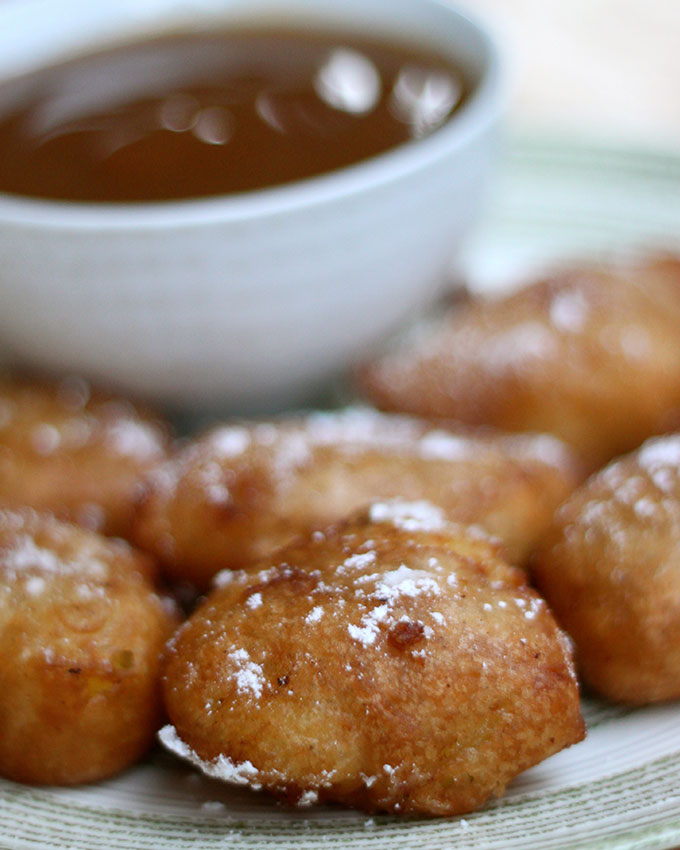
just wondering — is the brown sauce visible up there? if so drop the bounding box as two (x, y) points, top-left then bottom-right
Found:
(0, 30), (468, 202)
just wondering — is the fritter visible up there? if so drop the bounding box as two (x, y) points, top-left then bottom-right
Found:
(0, 509), (177, 785)
(132, 407), (581, 589)
(358, 256), (680, 470)
(0, 373), (170, 537)
(532, 434), (680, 704)
(161, 500), (584, 816)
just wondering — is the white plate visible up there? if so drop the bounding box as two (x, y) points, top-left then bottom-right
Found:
(2, 137), (680, 850)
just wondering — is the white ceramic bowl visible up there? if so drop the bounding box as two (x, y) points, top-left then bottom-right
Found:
(0, 0), (503, 413)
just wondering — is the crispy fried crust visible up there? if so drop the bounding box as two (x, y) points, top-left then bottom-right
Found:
(132, 408), (581, 589)
(0, 374), (170, 538)
(162, 501), (584, 815)
(532, 434), (680, 704)
(358, 257), (680, 470)
(0, 509), (178, 785)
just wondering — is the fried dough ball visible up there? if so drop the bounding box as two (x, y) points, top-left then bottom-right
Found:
(132, 408), (581, 589)
(532, 434), (680, 704)
(0, 509), (178, 785)
(161, 500), (584, 816)
(359, 257), (680, 470)
(0, 373), (170, 538)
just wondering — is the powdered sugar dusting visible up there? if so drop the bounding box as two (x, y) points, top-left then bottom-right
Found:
(369, 500), (447, 533)
(106, 419), (162, 459)
(0, 530), (112, 590)
(304, 407), (416, 450)
(341, 551), (376, 571)
(347, 604), (390, 646)
(638, 436), (680, 473)
(482, 321), (558, 370)
(524, 597), (543, 620)
(417, 430), (472, 461)
(212, 427), (251, 458)
(628, 436), (680, 498)
(165, 407), (575, 521)
(24, 576), (46, 596)
(4, 536), (62, 574)
(375, 565), (441, 599)
(649, 468), (676, 495)
(634, 498), (658, 520)
(300, 408), (569, 476)
(549, 289), (590, 332)
(508, 433), (575, 471)
(305, 605), (325, 625)
(347, 556), (441, 648)
(566, 436), (680, 550)
(227, 649), (265, 700)
(213, 569), (238, 588)
(31, 423), (61, 456)
(159, 725), (263, 789)
(297, 790), (319, 807)
(271, 432), (312, 480)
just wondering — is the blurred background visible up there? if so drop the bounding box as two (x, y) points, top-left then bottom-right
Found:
(465, 0), (680, 148)
(452, 0), (680, 293)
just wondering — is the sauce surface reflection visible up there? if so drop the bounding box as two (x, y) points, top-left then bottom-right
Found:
(0, 30), (468, 202)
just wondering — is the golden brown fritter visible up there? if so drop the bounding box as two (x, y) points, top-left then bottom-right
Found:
(0, 509), (178, 785)
(161, 500), (584, 816)
(132, 407), (581, 589)
(0, 374), (170, 537)
(532, 434), (680, 704)
(358, 257), (680, 470)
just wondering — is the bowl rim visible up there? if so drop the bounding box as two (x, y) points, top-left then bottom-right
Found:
(0, 0), (505, 230)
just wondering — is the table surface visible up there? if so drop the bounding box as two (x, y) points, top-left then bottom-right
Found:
(462, 0), (680, 149)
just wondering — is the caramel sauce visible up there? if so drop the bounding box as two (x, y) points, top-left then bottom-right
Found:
(0, 30), (468, 202)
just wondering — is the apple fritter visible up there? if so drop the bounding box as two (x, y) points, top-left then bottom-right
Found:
(132, 407), (581, 589)
(532, 434), (680, 704)
(358, 257), (680, 470)
(0, 373), (170, 537)
(0, 509), (178, 785)
(161, 500), (584, 816)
